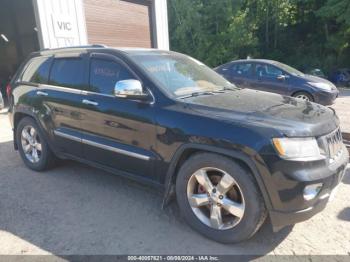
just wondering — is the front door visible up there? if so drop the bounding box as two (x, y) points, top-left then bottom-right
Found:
(79, 53), (156, 181)
(251, 63), (289, 95)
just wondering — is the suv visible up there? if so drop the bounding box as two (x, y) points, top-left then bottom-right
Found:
(8, 46), (348, 243)
(215, 59), (339, 106)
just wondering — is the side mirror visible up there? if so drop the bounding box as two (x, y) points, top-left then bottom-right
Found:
(114, 79), (148, 100)
(277, 74), (287, 81)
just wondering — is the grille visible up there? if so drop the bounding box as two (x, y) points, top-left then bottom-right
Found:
(323, 128), (343, 163)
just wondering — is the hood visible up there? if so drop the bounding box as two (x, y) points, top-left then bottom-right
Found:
(303, 74), (337, 88)
(185, 89), (339, 137)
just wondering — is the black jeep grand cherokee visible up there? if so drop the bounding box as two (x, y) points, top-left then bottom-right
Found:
(8, 46), (348, 243)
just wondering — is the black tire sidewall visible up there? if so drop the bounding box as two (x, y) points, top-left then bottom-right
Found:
(176, 153), (266, 243)
(16, 117), (52, 171)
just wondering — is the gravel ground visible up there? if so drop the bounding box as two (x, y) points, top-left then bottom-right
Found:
(0, 109), (349, 257)
(332, 88), (350, 134)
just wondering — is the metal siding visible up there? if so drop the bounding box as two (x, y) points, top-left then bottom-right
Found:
(34, 0), (88, 48)
(153, 0), (169, 50)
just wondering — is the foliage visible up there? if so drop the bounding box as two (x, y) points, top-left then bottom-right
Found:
(168, 0), (350, 74)
(168, 0), (258, 66)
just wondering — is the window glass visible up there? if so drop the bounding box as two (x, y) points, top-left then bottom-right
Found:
(231, 63), (252, 76)
(256, 64), (282, 78)
(22, 57), (51, 84)
(130, 53), (233, 97)
(89, 58), (135, 95)
(49, 58), (85, 89)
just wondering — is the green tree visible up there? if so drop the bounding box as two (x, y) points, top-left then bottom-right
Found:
(168, 0), (258, 67)
(317, 0), (350, 69)
(168, 0), (350, 74)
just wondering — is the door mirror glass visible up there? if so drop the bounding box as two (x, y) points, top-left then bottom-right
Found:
(277, 74), (287, 81)
(114, 79), (148, 100)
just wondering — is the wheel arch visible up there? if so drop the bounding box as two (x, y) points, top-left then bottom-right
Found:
(161, 144), (272, 210)
(12, 110), (53, 153)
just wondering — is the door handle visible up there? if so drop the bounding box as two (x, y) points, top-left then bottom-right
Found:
(82, 99), (99, 106)
(36, 91), (48, 96)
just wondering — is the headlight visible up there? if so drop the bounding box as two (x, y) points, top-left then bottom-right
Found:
(308, 82), (332, 91)
(272, 137), (325, 161)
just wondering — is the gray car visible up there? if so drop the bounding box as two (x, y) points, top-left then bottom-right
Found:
(215, 59), (339, 105)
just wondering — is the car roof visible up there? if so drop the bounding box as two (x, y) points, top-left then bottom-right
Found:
(230, 59), (279, 64)
(35, 45), (172, 57)
(216, 58), (282, 69)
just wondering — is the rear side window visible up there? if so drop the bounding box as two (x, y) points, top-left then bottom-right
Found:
(21, 57), (51, 84)
(49, 58), (86, 89)
(89, 58), (135, 95)
(231, 63), (252, 76)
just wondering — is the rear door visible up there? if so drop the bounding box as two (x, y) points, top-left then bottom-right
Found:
(79, 53), (156, 181)
(222, 62), (253, 89)
(37, 53), (88, 157)
(251, 63), (289, 95)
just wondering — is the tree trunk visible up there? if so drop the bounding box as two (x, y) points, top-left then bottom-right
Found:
(274, 0), (278, 49)
(265, 2), (269, 51)
(324, 23), (329, 41)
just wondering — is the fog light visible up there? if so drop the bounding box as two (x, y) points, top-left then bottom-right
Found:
(303, 183), (323, 201)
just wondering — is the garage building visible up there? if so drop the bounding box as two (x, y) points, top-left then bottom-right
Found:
(0, 0), (169, 100)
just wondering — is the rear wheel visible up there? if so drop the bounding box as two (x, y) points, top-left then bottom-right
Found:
(292, 91), (313, 102)
(176, 153), (267, 243)
(16, 117), (55, 171)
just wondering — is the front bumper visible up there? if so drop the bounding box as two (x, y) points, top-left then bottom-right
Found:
(269, 193), (329, 230)
(314, 90), (339, 105)
(262, 145), (348, 230)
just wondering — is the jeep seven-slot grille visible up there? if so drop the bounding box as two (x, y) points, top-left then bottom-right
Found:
(323, 128), (343, 163)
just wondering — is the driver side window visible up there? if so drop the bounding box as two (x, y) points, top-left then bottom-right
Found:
(89, 58), (135, 95)
(255, 63), (282, 78)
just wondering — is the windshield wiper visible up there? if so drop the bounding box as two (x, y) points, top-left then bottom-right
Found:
(179, 91), (216, 99)
(217, 86), (237, 92)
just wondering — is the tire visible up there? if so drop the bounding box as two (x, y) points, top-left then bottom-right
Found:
(292, 91), (313, 102)
(16, 117), (56, 171)
(175, 153), (267, 243)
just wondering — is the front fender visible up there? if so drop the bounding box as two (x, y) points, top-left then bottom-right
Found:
(161, 143), (273, 210)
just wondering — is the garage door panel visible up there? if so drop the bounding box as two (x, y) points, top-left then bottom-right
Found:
(84, 0), (153, 48)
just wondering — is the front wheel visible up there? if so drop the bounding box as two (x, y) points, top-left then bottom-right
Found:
(292, 91), (313, 102)
(175, 153), (267, 243)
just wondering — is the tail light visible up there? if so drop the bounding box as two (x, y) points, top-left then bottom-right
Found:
(6, 83), (11, 98)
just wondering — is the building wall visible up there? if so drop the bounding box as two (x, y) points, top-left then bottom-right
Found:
(33, 0), (88, 48)
(33, 0), (169, 50)
(84, 0), (153, 48)
(153, 0), (169, 50)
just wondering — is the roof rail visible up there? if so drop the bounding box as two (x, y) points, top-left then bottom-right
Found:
(40, 44), (108, 51)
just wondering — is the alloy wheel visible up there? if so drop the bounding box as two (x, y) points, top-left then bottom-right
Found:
(295, 94), (310, 101)
(186, 167), (245, 230)
(21, 125), (42, 163)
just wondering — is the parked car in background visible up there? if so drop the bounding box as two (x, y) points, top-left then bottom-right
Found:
(215, 59), (339, 105)
(8, 46), (348, 243)
(329, 68), (350, 87)
(306, 68), (326, 79)
(0, 92), (4, 109)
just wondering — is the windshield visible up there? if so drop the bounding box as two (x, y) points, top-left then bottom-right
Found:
(130, 52), (234, 97)
(274, 61), (304, 77)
